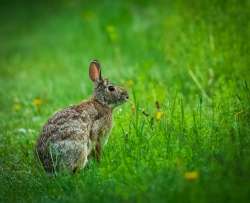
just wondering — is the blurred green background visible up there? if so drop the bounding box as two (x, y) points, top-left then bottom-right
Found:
(0, 0), (249, 202)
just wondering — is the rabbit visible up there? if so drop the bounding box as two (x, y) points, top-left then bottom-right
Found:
(35, 60), (129, 173)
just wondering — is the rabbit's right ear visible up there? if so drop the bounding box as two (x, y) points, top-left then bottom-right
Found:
(89, 60), (102, 82)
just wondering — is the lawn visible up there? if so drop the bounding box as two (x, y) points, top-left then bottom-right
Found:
(0, 0), (250, 202)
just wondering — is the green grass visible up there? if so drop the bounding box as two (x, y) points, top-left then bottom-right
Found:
(0, 0), (250, 202)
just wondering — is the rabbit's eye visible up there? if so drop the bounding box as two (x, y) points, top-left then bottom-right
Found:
(108, 86), (115, 92)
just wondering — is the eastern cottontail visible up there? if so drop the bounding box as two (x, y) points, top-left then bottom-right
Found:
(35, 60), (129, 173)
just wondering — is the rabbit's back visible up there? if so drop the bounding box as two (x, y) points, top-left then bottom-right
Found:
(36, 102), (93, 171)
(36, 100), (112, 172)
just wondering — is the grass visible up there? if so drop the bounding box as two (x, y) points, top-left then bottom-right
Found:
(0, 0), (250, 202)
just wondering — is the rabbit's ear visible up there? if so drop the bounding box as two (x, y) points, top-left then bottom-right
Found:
(89, 60), (102, 82)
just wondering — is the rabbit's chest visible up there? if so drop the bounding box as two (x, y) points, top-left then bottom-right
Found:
(98, 120), (112, 146)
(97, 115), (112, 140)
(90, 114), (112, 145)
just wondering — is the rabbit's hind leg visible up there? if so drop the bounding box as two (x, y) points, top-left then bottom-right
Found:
(50, 140), (88, 172)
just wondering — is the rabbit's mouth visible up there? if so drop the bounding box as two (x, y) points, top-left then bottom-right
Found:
(121, 92), (129, 102)
(111, 92), (129, 108)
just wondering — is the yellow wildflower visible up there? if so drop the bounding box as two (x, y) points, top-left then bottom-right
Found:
(155, 111), (164, 121)
(32, 98), (43, 108)
(184, 171), (199, 181)
(126, 80), (134, 88)
(131, 104), (136, 113)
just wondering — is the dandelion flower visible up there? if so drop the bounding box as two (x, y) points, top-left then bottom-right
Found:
(32, 98), (43, 108)
(131, 104), (136, 113)
(184, 171), (199, 181)
(126, 80), (134, 88)
(155, 111), (164, 121)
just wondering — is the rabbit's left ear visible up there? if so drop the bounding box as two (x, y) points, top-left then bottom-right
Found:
(89, 60), (102, 82)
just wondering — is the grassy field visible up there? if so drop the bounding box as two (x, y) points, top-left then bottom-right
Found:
(0, 0), (250, 202)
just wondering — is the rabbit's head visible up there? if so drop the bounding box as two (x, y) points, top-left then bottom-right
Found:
(89, 60), (129, 108)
